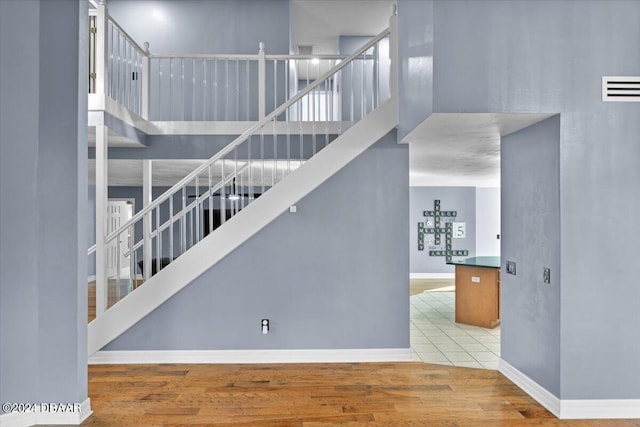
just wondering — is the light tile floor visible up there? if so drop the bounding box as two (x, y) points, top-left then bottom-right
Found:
(410, 291), (501, 369)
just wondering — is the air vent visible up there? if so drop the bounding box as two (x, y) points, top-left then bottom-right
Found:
(602, 76), (640, 102)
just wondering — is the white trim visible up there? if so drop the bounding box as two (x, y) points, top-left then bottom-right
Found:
(89, 348), (411, 365)
(89, 98), (398, 355)
(0, 411), (32, 427)
(410, 273), (455, 279)
(0, 398), (91, 427)
(561, 399), (640, 420)
(499, 359), (640, 419)
(498, 358), (560, 417)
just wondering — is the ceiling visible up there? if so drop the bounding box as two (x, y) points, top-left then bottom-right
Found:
(291, 0), (394, 54)
(406, 113), (555, 187)
(88, 127), (144, 148)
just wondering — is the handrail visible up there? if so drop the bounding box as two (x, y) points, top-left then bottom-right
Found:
(150, 53), (260, 60)
(104, 26), (390, 244)
(149, 53), (370, 62)
(266, 54), (348, 60)
(108, 16), (148, 56)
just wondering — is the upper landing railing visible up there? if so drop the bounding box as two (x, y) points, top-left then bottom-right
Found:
(89, 4), (390, 122)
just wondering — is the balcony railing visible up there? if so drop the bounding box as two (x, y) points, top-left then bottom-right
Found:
(89, 4), (390, 123)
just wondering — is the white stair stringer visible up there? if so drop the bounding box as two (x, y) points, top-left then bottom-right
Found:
(88, 97), (398, 356)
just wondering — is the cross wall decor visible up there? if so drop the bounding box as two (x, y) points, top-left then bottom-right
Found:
(417, 199), (469, 262)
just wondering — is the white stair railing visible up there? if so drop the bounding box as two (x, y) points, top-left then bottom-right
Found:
(88, 26), (394, 315)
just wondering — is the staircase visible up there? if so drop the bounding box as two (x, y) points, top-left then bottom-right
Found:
(88, 9), (399, 356)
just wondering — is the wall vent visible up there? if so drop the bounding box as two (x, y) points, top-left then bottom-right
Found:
(602, 76), (640, 102)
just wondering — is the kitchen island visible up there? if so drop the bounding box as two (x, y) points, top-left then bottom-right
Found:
(447, 256), (500, 329)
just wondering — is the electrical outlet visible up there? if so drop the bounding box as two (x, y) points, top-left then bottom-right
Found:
(543, 268), (551, 284)
(261, 319), (269, 334)
(506, 261), (517, 275)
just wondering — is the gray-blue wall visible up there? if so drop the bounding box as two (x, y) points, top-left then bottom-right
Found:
(424, 0), (640, 399)
(108, 0), (290, 55)
(397, 0), (433, 141)
(501, 116), (561, 397)
(105, 131), (410, 351)
(410, 187), (476, 274)
(0, 0), (87, 410)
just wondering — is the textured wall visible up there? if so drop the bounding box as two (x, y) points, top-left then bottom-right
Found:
(431, 0), (640, 399)
(0, 0), (87, 409)
(397, 0), (433, 141)
(501, 116), (561, 397)
(108, 0), (290, 55)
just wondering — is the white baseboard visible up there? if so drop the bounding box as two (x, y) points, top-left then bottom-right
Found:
(89, 348), (412, 365)
(0, 398), (91, 427)
(498, 358), (561, 417)
(410, 273), (455, 279)
(0, 411), (32, 427)
(560, 399), (640, 419)
(499, 359), (640, 419)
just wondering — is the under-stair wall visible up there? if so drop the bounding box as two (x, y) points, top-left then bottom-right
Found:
(92, 129), (409, 360)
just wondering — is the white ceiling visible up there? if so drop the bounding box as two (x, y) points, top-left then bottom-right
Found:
(291, 0), (395, 54)
(88, 127), (144, 148)
(406, 113), (555, 187)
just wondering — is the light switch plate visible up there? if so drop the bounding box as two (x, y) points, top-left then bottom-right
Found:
(471, 276), (480, 283)
(289, 205), (297, 213)
(506, 261), (517, 275)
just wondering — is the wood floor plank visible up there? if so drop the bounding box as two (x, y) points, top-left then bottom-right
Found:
(81, 362), (640, 426)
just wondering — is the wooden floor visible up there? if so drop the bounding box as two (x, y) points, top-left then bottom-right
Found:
(82, 363), (639, 426)
(410, 278), (454, 296)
